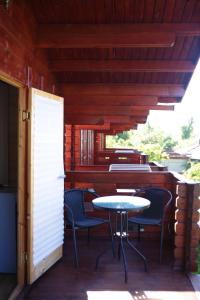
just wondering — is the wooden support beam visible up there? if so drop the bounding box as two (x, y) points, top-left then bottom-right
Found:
(158, 97), (181, 103)
(110, 124), (135, 131)
(76, 123), (110, 130)
(147, 105), (174, 110)
(64, 114), (132, 125)
(37, 23), (200, 48)
(96, 123), (137, 133)
(50, 60), (195, 73)
(38, 31), (174, 49)
(64, 115), (104, 125)
(64, 104), (174, 117)
(129, 116), (147, 124)
(64, 95), (158, 106)
(103, 115), (131, 124)
(61, 84), (185, 97)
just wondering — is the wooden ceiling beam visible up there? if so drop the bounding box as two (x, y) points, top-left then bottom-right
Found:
(158, 97), (181, 103)
(130, 116), (147, 124)
(96, 123), (135, 133)
(144, 105), (174, 111)
(38, 31), (174, 49)
(64, 104), (174, 115)
(61, 84), (185, 97)
(110, 124), (134, 130)
(64, 115), (104, 125)
(76, 123), (110, 130)
(64, 95), (158, 106)
(37, 23), (200, 48)
(65, 114), (132, 125)
(50, 60), (195, 73)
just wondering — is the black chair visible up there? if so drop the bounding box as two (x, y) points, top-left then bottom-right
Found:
(128, 187), (172, 263)
(64, 188), (114, 267)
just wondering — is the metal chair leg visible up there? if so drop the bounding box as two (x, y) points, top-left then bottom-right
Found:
(160, 224), (164, 263)
(138, 224), (141, 241)
(87, 227), (90, 245)
(72, 226), (79, 267)
(108, 212), (115, 257)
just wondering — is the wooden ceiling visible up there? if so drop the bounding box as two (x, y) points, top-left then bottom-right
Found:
(30, 0), (200, 132)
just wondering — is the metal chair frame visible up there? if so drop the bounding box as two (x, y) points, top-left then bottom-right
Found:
(64, 188), (114, 267)
(128, 187), (172, 263)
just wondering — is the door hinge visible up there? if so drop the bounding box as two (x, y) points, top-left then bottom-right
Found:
(22, 111), (31, 121)
(24, 252), (28, 262)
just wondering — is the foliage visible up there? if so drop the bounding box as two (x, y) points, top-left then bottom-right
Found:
(116, 131), (129, 141)
(181, 118), (194, 140)
(162, 136), (178, 152)
(106, 122), (177, 162)
(139, 144), (168, 162)
(184, 162), (200, 182)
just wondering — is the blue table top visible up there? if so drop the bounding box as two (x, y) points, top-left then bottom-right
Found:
(92, 195), (150, 212)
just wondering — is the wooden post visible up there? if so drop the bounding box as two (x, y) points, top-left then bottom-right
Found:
(174, 182), (200, 272)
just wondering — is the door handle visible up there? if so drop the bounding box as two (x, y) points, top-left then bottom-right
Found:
(57, 174), (66, 179)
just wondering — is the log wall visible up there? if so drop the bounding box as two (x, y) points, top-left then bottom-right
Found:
(174, 182), (200, 272)
(0, 1), (55, 91)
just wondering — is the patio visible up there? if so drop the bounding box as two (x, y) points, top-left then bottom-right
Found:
(0, 1), (200, 298)
(21, 237), (196, 300)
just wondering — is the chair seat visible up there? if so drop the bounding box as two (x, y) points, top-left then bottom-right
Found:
(75, 217), (106, 228)
(129, 216), (161, 226)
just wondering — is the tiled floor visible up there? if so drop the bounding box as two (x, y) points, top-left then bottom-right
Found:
(20, 236), (197, 300)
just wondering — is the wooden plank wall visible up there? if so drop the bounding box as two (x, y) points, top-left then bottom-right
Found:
(66, 170), (173, 191)
(64, 125), (72, 171)
(64, 127), (96, 171)
(74, 127), (81, 168)
(0, 1), (55, 92)
(80, 129), (94, 166)
(95, 151), (143, 165)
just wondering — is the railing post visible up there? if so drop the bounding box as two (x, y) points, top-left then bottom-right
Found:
(174, 182), (200, 272)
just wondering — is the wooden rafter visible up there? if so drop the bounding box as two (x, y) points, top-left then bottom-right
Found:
(50, 60), (195, 73)
(64, 95), (158, 106)
(37, 23), (200, 48)
(61, 84), (185, 97)
(64, 104), (174, 115)
(158, 97), (181, 103)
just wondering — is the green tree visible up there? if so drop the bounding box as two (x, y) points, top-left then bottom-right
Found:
(139, 144), (168, 162)
(181, 118), (194, 140)
(184, 162), (200, 182)
(163, 136), (178, 152)
(116, 131), (129, 141)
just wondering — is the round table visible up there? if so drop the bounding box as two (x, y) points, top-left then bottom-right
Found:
(92, 195), (150, 283)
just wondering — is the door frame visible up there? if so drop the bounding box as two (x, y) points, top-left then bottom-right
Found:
(0, 71), (27, 299)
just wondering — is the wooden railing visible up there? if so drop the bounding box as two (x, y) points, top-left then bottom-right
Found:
(65, 169), (200, 272)
(94, 150), (148, 165)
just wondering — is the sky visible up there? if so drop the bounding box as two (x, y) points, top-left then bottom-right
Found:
(146, 58), (200, 139)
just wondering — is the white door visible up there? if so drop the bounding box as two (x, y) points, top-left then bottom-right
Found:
(27, 88), (64, 284)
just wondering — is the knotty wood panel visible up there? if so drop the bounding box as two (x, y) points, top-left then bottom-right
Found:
(0, 2), (55, 92)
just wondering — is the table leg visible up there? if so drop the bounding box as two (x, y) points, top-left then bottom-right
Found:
(108, 212), (115, 257)
(95, 210), (148, 282)
(119, 212), (128, 283)
(125, 212), (148, 272)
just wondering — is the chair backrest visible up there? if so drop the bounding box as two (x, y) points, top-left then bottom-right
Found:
(139, 187), (172, 221)
(64, 189), (86, 223)
(64, 189), (99, 223)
